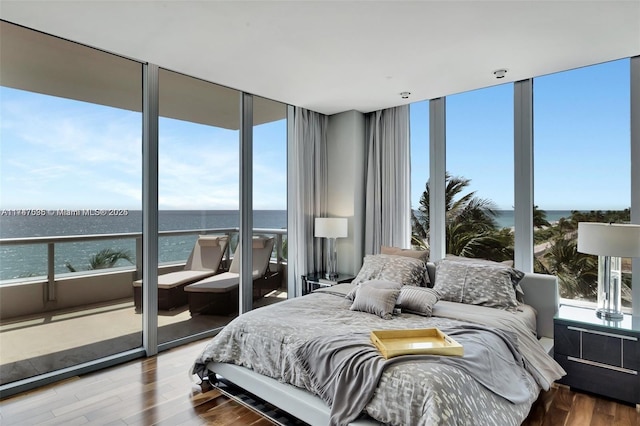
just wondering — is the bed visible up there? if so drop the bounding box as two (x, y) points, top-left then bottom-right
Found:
(192, 255), (565, 426)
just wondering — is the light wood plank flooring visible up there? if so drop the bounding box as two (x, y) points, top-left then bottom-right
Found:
(1, 338), (638, 425)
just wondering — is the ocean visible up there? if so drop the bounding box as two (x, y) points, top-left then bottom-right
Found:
(0, 210), (287, 281)
(0, 209), (573, 281)
(492, 210), (573, 229)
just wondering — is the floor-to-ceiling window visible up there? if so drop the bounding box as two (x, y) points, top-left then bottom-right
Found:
(252, 96), (287, 305)
(156, 69), (241, 343)
(445, 84), (514, 262)
(409, 100), (430, 249)
(533, 59), (632, 308)
(0, 22), (291, 396)
(0, 21), (143, 385)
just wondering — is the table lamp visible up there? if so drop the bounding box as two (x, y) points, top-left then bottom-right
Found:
(315, 217), (348, 280)
(577, 222), (640, 320)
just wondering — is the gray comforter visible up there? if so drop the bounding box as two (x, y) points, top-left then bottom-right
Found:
(296, 326), (532, 426)
(193, 285), (565, 426)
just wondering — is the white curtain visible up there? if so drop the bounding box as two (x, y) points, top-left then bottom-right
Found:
(288, 107), (328, 293)
(364, 105), (411, 254)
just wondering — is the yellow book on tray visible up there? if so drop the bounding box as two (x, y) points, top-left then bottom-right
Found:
(370, 328), (464, 359)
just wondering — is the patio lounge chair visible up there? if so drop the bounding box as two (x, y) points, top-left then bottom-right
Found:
(133, 235), (228, 311)
(184, 235), (280, 316)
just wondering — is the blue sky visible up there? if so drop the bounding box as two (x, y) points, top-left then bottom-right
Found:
(0, 59), (631, 211)
(410, 58), (631, 211)
(0, 87), (287, 210)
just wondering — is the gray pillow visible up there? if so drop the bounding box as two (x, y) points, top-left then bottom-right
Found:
(350, 286), (400, 320)
(439, 255), (525, 302)
(396, 286), (440, 317)
(433, 258), (522, 312)
(352, 254), (427, 288)
(345, 279), (401, 301)
(380, 245), (429, 262)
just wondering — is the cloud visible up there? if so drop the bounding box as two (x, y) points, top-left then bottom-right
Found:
(1, 88), (288, 210)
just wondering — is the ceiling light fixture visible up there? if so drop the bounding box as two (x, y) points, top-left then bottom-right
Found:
(493, 69), (508, 79)
(400, 91), (411, 99)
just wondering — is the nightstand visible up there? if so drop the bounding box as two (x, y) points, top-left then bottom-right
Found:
(554, 304), (639, 407)
(302, 273), (355, 295)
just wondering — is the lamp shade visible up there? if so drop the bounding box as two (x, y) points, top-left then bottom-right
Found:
(577, 222), (640, 257)
(315, 217), (348, 238)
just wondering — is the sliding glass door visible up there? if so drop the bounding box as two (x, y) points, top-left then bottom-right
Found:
(156, 69), (241, 344)
(0, 21), (290, 396)
(0, 21), (143, 385)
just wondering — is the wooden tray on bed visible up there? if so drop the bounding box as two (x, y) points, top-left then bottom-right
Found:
(370, 328), (464, 359)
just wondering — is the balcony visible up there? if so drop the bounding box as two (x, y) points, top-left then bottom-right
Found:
(0, 228), (288, 387)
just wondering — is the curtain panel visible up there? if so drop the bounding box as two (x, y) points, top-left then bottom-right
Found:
(364, 105), (411, 254)
(288, 107), (328, 291)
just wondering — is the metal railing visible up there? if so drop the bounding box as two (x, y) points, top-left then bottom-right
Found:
(0, 227), (287, 301)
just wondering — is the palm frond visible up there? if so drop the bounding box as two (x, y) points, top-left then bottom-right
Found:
(89, 248), (133, 270)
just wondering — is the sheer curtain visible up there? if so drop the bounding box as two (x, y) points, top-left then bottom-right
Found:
(364, 105), (411, 254)
(288, 107), (328, 295)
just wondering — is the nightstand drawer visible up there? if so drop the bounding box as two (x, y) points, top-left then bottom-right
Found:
(556, 353), (639, 405)
(624, 338), (640, 371)
(555, 323), (639, 370)
(554, 305), (640, 405)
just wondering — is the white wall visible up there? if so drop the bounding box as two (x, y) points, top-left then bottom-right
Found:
(326, 110), (366, 275)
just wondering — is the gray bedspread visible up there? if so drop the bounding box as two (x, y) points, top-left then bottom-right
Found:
(193, 284), (565, 425)
(296, 326), (531, 426)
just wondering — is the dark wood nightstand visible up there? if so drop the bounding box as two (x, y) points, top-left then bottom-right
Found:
(554, 304), (639, 407)
(301, 273), (355, 295)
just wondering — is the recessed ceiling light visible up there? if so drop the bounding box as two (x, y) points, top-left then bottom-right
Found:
(493, 69), (508, 79)
(400, 91), (411, 99)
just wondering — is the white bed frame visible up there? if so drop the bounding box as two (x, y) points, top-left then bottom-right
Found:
(206, 272), (559, 426)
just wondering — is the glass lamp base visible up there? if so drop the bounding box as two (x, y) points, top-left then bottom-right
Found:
(595, 256), (623, 322)
(596, 308), (624, 321)
(324, 237), (339, 281)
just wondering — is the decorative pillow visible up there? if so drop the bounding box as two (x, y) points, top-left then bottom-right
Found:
(444, 255), (513, 269)
(381, 247), (430, 286)
(345, 279), (401, 301)
(350, 286), (400, 319)
(352, 254), (427, 288)
(396, 286), (440, 317)
(442, 255), (525, 302)
(380, 246), (429, 262)
(433, 258), (523, 311)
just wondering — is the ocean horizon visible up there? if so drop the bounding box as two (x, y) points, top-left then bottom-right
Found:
(0, 209), (572, 281)
(0, 210), (287, 281)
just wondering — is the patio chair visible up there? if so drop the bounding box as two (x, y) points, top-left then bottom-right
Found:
(184, 235), (281, 316)
(133, 235), (228, 311)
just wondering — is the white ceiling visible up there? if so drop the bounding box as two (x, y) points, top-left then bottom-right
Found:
(1, 1), (639, 115)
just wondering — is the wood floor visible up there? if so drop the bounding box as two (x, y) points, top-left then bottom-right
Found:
(522, 385), (639, 426)
(1, 337), (638, 425)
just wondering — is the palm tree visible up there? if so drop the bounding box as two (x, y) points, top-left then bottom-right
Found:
(536, 237), (598, 300)
(535, 208), (631, 303)
(533, 205), (551, 228)
(568, 209), (630, 226)
(65, 248), (133, 272)
(412, 173), (511, 260)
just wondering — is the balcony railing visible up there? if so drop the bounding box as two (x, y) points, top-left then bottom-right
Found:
(0, 227), (287, 319)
